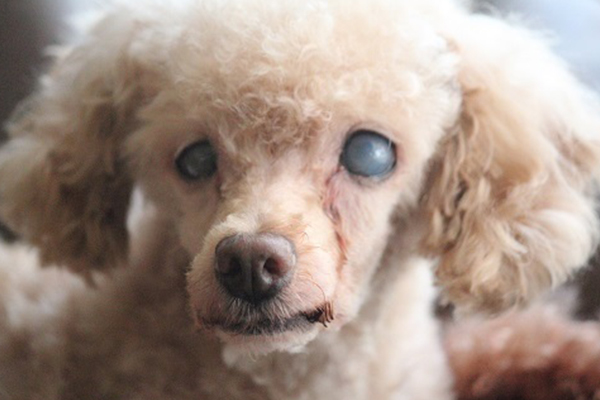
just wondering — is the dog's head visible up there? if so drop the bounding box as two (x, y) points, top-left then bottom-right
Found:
(1, 0), (599, 353)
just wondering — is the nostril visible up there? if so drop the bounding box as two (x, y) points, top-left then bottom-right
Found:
(263, 257), (279, 276)
(263, 256), (287, 278)
(224, 256), (243, 276)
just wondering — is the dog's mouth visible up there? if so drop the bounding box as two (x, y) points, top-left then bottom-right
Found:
(199, 302), (335, 336)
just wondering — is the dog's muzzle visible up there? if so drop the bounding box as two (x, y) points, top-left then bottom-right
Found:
(214, 232), (297, 304)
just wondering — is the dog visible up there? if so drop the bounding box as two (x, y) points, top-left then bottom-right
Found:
(0, 0), (599, 398)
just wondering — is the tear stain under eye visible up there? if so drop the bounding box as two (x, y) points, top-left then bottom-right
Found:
(303, 302), (335, 327)
(323, 173), (349, 271)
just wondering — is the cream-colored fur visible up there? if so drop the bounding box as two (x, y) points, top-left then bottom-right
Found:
(0, 0), (599, 399)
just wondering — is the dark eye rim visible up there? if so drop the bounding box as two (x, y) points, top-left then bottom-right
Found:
(174, 139), (218, 182)
(340, 129), (397, 181)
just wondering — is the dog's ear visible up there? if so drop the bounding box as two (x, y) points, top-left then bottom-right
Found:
(421, 15), (600, 313)
(0, 11), (155, 274)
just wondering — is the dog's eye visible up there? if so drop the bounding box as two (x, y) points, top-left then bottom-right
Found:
(341, 130), (396, 178)
(175, 140), (218, 181)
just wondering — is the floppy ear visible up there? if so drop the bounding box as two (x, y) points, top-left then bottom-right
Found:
(421, 15), (600, 313)
(0, 11), (154, 274)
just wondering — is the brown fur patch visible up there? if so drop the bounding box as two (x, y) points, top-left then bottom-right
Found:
(446, 309), (600, 400)
(304, 302), (335, 327)
(323, 172), (349, 271)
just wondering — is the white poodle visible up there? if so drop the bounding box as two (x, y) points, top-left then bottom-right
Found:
(0, 0), (599, 399)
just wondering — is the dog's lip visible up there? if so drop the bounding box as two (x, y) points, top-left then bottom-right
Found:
(200, 314), (312, 336)
(198, 303), (335, 336)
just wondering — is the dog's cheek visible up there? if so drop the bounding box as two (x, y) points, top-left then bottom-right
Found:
(132, 163), (221, 258)
(324, 175), (407, 314)
(175, 190), (221, 255)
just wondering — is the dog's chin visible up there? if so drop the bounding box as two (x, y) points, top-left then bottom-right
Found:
(216, 324), (321, 358)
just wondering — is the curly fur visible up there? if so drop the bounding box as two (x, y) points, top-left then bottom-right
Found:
(420, 17), (600, 312)
(0, 0), (599, 399)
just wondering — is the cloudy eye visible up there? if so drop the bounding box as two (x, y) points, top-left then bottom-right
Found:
(175, 140), (218, 181)
(341, 130), (396, 178)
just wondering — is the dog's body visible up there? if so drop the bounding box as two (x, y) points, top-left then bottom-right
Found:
(0, 217), (451, 400)
(1, 0), (599, 399)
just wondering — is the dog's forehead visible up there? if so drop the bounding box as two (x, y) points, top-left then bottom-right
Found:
(156, 0), (456, 143)
(131, 0), (462, 168)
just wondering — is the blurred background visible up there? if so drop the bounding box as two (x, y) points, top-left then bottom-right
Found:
(1, 0), (600, 315)
(481, 0), (600, 91)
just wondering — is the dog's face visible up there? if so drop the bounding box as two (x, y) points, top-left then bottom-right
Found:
(1, 0), (599, 355)
(123, 7), (459, 351)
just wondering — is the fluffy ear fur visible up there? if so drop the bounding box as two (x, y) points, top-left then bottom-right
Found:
(0, 12), (152, 274)
(421, 15), (600, 313)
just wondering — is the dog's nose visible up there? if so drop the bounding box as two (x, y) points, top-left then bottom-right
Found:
(214, 233), (296, 304)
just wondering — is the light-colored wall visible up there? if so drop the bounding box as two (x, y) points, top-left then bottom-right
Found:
(484, 0), (600, 90)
